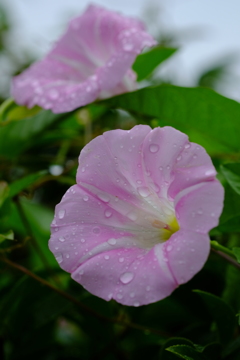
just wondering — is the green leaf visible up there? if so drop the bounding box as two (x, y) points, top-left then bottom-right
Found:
(219, 183), (240, 229)
(0, 98), (40, 123)
(0, 229), (14, 243)
(0, 181), (9, 207)
(160, 338), (195, 360)
(194, 290), (236, 344)
(166, 345), (206, 360)
(104, 85), (240, 155)
(132, 47), (177, 81)
(232, 247), (240, 263)
(221, 163), (240, 195)
(8, 170), (48, 198)
(0, 103), (64, 158)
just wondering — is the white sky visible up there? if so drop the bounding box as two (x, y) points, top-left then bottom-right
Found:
(1, 0), (240, 100)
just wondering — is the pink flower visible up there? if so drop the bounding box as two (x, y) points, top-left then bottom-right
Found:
(49, 125), (224, 306)
(11, 5), (156, 114)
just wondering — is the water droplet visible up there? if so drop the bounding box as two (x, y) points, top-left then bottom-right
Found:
(149, 144), (159, 153)
(104, 255), (110, 260)
(98, 193), (110, 203)
(105, 209), (112, 218)
(137, 186), (150, 198)
(123, 42), (133, 51)
(48, 89), (59, 99)
(93, 227), (100, 234)
(81, 167), (85, 173)
(176, 155), (182, 161)
(58, 209), (65, 219)
(117, 293), (123, 299)
(133, 301), (140, 307)
(205, 169), (215, 176)
(108, 238), (117, 245)
(119, 257), (124, 263)
(83, 195), (89, 202)
(79, 269), (84, 275)
(55, 253), (63, 263)
(81, 238), (85, 243)
(159, 166), (163, 171)
(211, 212), (215, 217)
(146, 286), (151, 291)
(185, 143), (191, 149)
(193, 154), (197, 159)
(166, 245), (172, 252)
(59, 236), (65, 242)
(120, 272), (134, 284)
(197, 209), (203, 215)
(66, 254), (70, 259)
(86, 86), (91, 92)
(127, 211), (138, 221)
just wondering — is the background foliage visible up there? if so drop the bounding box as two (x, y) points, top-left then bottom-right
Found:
(1, 3), (240, 360)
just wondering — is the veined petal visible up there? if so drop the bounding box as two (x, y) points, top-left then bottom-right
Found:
(49, 125), (224, 306)
(11, 5), (156, 113)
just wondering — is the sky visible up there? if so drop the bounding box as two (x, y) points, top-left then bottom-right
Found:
(1, 0), (240, 100)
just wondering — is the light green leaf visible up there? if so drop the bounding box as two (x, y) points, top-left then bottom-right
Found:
(0, 229), (14, 243)
(132, 47), (177, 81)
(104, 85), (240, 155)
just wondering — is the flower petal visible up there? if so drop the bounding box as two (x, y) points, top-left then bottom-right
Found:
(163, 229), (210, 284)
(71, 245), (176, 306)
(12, 5), (156, 113)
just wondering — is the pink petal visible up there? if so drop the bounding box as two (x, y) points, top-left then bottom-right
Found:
(163, 229), (210, 284)
(11, 5), (156, 113)
(49, 125), (224, 305)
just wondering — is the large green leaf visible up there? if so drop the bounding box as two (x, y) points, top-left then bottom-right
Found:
(105, 85), (240, 155)
(132, 47), (177, 81)
(194, 290), (236, 344)
(166, 345), (206, 360)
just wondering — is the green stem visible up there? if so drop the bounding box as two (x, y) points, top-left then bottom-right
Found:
(210, 240), (235, 258)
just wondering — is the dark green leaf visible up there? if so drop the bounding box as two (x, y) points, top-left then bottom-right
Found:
(0, 181), (9, 207)
(221, 163), (240, 195)
(194, 290), (236, 344)
(132, 47), (177, 81)
(166, 345), (206, 360)
(104, 85), (240, 155)
(232, 247), (240, 263)
(9, 170), (48, 198)
(160, 338), (194, 360)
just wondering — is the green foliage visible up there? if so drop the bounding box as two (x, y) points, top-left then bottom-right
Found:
(132, 46), (177, 81)
(1, 29), (240, 360)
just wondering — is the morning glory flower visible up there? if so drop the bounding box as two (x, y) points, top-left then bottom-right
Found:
(49, 125), (224, 306)
(11, 4), (156, 114)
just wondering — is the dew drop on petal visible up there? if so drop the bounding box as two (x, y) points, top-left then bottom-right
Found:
(58, 209), (65, 219)
(146, 286), (151, 291)
(117, 293), (123, 299)
(48, 89), (59, 100)
(107, 238), (117, 245)
(133, 301), (140, 307)
(120, 272), (134, 284)
(104, 209), (112, 218)
(104, 255), (110, 260)
(93, 227), (100, 234)
(149, 144), (159, 153)
(185, 143), (191, 149)
(55, 253), (63, 264)
(59, 236), (65, 242)
(205, 169), (215, 176)
(81, 238), (85, 243)
(97, 193), (110, 203)
(119, 257), (124, 263)
(137, 186), (150, 198)
(79, 269), (84, 275)
(130, 292), (135, 298)
(83, 195), (89, 202)
(166, 245), (172, 252)
(127, 211), (138, 221)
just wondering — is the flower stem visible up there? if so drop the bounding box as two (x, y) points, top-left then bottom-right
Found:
(0, 255), (170, 338)
(210, 240), (240, 270)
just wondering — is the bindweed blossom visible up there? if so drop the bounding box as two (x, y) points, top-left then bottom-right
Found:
(11, 5), (156, 114)
(49, 125), (224, 306)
